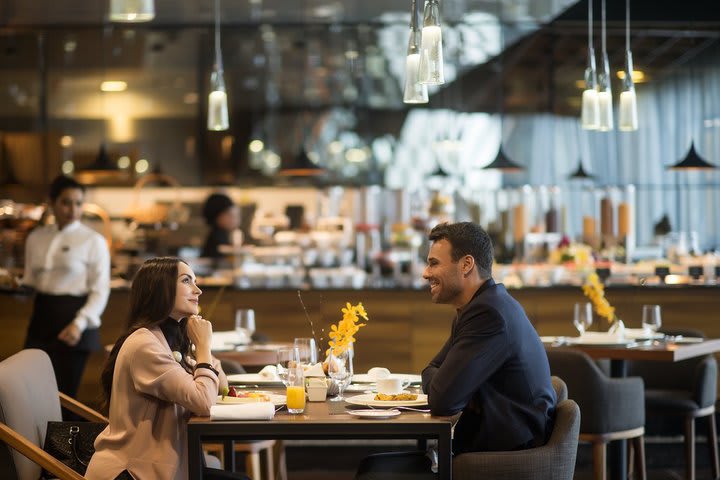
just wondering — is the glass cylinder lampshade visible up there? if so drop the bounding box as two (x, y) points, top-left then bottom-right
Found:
(418, 0), (444, 85)
(207, 69), (229, 131)
(581, 47), (599, 129)
(596, 52), (613, 131)
(109, 0), (155, 22)
(403, 30), (429, 103)
(618, 50), (638, 131)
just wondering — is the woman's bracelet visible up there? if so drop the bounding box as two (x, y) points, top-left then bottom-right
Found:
(195, 362), (219, 376)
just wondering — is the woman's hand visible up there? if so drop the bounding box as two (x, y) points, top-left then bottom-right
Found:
(187, 314), (213, 363)
(58, 323), (82, 346)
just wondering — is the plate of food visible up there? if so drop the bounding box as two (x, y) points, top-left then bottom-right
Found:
(347, 409), (401, 419)
(227, 373), (284, 386)
(345, 392), (428, 408)
(217, 389), (286, 406)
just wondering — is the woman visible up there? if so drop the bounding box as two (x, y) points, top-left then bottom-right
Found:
(201, 192), (240, 259)
(86, 257), (240, 480)
(23, 174), (110, 398)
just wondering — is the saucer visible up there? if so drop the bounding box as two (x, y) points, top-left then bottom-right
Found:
(347, 409), (401, 419)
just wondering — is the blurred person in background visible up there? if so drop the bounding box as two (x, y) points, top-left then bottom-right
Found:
(22, 174), (110, 399)
(201, 192), (240, 260)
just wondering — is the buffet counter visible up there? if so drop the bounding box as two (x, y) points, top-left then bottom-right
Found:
(2, 284), (719, 409)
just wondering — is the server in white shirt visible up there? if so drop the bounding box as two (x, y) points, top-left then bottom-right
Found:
(23, 175), (111, 398)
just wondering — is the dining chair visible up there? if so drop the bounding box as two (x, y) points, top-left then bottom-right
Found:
(547, 349), (647, 480)
(0, 348), (108, 480)
(627, 328), (719, 480)
(452, 397), (580, 480)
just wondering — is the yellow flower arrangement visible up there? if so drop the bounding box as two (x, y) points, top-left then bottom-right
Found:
(328, 302), (368, 355)
(582, 272), (617, 325)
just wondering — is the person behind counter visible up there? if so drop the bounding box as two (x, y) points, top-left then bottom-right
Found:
(355, 222), (556, 479)
(22, 174), (110, 399)
(201, 192), (240, 259)
(86, 257), (244, 480)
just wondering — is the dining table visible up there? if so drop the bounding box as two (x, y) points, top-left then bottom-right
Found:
(187, 393), (454, 480)
(545, 336), (720, 480)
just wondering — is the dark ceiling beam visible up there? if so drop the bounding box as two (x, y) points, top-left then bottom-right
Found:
(665, 36), (720, 69)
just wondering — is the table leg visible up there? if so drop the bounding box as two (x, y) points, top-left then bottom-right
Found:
(437, 426), (452, 480)
(609, 359), (628, 480)
(188, 427), (204, 480)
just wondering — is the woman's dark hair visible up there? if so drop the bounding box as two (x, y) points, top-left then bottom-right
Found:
(428, 222), (494, 279)
(202, 192), (234, 226)
(49, 175), (85, 202)
(100, 257), (191, 411)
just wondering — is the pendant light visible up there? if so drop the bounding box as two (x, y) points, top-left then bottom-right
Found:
(568, 159), (595, 180)
(207, 0), (229, 131)
(483, 3), (523, 173)
(580, 0), (599, 130)
(109, 0), (155, 22)
(403, 0), (429, 103)
(618, 0), (638, 131)
(418, 0), (444, 85)
(597, 0), (613, 131)
(668, 142), (718, 170)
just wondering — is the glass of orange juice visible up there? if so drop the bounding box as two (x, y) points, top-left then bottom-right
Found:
(286, 365), (306, 414)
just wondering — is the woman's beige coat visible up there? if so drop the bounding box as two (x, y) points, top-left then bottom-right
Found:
(86, 326), (225, 480)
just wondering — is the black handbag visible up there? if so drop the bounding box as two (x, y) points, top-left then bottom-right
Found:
(42, 421), (107, 476)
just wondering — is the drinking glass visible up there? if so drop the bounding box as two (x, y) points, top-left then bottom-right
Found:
(276, 346), (300, 386)
(573, 302), (593, 335)
(642, 304), (662, 334)
(286, 365), (306, 414)
(235, 308), (256, 343)
(327, 348), (353, 402)
(293, 337), (318, 366)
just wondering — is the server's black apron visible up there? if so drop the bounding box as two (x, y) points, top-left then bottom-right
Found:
(24, 293), (101, 352)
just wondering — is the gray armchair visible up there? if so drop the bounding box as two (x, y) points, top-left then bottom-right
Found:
(627, 328), (719, 480)
(0, 349), (107, 480)
(452, 397), (580, 480)
(547, 349), (647, 480)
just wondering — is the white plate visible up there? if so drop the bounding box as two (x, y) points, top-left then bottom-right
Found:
(351, 373), (422, 384)
(227, 373), (283, 385)
(539, 336), (560, 343)
(347, 409), (401, 419)
(564, 332), (633, 346)
(669, 337), (704, 344)
(217, 392), (286, 406)
(345, 384), (373, 393)
(345, 393), (429, 407)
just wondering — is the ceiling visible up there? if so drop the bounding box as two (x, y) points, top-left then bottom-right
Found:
(1, 0), (719, 115)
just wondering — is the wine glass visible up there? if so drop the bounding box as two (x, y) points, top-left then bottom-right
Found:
(276, 346), (300, 386)
(327, 348), (353, 402)
(235, 309), (256, 344)
(293, 337), (318, 366)
(642, 304), (662, 334)
(573, 302), (593, 335)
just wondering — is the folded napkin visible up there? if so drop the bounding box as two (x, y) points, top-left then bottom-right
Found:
(304, 363), (326, 377)
(258, 365), (280, 381)
(210, 402), (275, 421)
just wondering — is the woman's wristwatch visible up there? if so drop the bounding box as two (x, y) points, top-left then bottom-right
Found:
(195, 362), (219, 376)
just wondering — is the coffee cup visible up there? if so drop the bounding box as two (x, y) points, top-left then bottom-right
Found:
(376, 377), (410, 395)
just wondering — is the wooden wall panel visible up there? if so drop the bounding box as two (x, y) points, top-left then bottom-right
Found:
(2, 285), (719, 409)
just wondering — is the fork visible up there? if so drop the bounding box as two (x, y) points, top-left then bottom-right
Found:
(367, 405), (431, 413)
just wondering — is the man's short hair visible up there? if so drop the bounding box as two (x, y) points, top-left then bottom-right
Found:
(49, 175), (85, 202)
(428, 222), (494, 279)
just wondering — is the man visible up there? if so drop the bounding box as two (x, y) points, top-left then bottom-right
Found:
(356, 222), (556, 479)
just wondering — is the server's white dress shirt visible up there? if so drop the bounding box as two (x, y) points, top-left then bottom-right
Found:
(23, 221), (111, 332)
